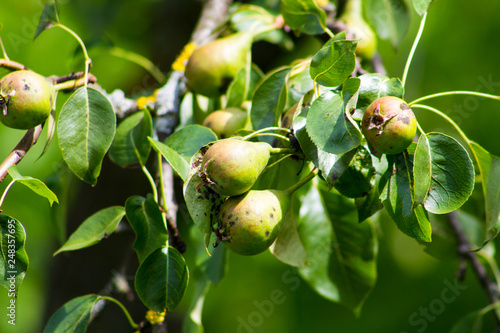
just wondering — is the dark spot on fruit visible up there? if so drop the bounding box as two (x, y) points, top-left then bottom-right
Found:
(272, 207), (276, 212)
(221, 212), (225, 218)
(197, 196), (203, 200)
(229, 221), (235, 226)
(23, 83), (30, 91)
(246, 211), (249, 215)
(270, 213), (274, 219)
(259, 219), (263, 223)
(398, 114), (411, 125)
(235, 217), (239, 221)
(227, 214), (233, 219)
(400, 103), (410, 111)
(265, 231), (270, 237)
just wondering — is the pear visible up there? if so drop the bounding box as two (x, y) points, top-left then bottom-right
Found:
(0, 70), (54, 130)
(361, 96), (417, 154)
(219, 189), (290, 256)
(280, 103), (298, 129)
(201, 138), (272, 196)
(202, 107), (251, 138)
(339, 0), (377, 60)
(185, 32), (253, 97)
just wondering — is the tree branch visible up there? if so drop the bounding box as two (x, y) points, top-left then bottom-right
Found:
(447, 211), (500, 326)
(154, 0), (234, 255)
(0, 125), (43, 183)
(0, 59), (28, 71)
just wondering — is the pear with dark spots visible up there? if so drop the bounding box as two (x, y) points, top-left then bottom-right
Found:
(185, 32), (253, 97)
(201, 138), (272, 196)
(203, 107), (251, 138)
(219, 189), (290, 256)
(0, 70), (54, 129)
(361, 96), (417, 155)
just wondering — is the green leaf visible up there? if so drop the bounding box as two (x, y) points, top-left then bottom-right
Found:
(0, 215), (28, 294)
(319, 184), (378, 315)
(365, 0), (410, 48)
(34, 0), (60, 41)
(58, 87), (116, 185)
(149, 138), (190, 181)
(296, 182), (336, 300)
(286, 63), (315, 109)
(44, 294), (102, 333)
(413, 0), (436, 16)
(183, 232), (229, 333)
(306, 90), (362, 155)
(135, 246), (189, 312)
(125, 195), (168, 263)
(109, 109), (152, 168)
(413, 134), (432, 207)
(37, 103), (57, 161)
(296, 181), (377, 314)
(7, 166), (58, 206)
(381, 154), (432, 242)
(270, 200), (307, 267)
(250, 67), (291, 137)
(226, 63), (264, 108)
(164, 125), (218, 163)
(470, 142), (500, 245)
(356, 74), (404, 113)
(424, 133), (475, 214)
(54, 206), (125, 255)
(293, 92), (353, 184)
(280, 0), (327, 35)
(183, 146), (224, 238)
(182, 278), (209, 333)
(230, 4), (276, 34)
(354, 153), (387, 222)
(333, 145), (375, 198)
(309, 40), (357, 87)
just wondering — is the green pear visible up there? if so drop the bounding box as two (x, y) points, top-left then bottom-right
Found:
(339, 0), (377, 60)
(202, 107), (251, 138)
(185, 32), (253, 97)
(219, 189), (290, 256)
(0, 70), (54, 130)
(201, 138), (272, 196)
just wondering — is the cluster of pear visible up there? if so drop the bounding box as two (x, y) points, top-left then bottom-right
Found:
(183, 31), (254, 138)
(200, 139), (291, 256)
(0, 70), (54, 130)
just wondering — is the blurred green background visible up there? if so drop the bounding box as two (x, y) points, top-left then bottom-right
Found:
(0, 0), (500, 332)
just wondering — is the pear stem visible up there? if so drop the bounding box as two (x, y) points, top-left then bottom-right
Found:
(285, 168), (319, 195)
(252, 133), (289, 141)
(0, 180), (15, 209)
(263, 154), (294, 173)
(270, 147), (296, 155)
(409, 90), (500, 106)
(402, 12), (427, 88)
(242, 127), (292, 141)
